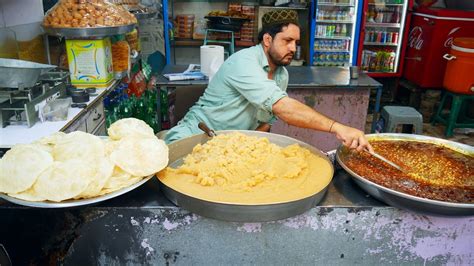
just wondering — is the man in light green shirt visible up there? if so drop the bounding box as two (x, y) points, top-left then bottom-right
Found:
(165, 10), (373, 152)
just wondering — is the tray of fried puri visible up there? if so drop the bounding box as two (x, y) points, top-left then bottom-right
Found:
(0, 118), (168, 208)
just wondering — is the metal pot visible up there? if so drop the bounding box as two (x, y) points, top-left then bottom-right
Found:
(336, 133), (474, 216)
(159, 130), (334, 222)
(70, 89), (90, 103)
(205, 16), (249, 32)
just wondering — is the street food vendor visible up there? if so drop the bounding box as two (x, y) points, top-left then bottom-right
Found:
(165, 10), (373, 152)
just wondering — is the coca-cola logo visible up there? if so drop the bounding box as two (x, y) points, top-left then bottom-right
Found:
(408, 26), (423, 50)
(444, 27), (461, 48)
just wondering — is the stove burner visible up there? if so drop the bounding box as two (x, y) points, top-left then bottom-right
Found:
(0, 71), (68, 128)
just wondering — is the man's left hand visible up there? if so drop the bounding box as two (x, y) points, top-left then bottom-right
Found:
(332, 122), (374, 153)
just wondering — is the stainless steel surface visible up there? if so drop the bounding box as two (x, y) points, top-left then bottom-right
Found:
(336, 133), (474, 216)
(0, 81), (67, 128)
(42, 24), (136, 38)
(39, 71), (69, 83)
(287, 66), (381, 87)
(160, 130), (334, 222)
(156, 65), (382, 89)
(368, 151), (404, 172)
(0, 59), (56, 88)
(0, 174), (154, 208)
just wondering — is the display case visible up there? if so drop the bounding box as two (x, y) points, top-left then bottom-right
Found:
(356, 0), (414, 77)
(310, 0), (363, 67)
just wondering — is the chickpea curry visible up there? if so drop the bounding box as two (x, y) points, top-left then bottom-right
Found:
(343, 140), (474, 203)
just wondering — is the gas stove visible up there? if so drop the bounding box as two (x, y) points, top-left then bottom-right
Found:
(0, 71), (68, 128)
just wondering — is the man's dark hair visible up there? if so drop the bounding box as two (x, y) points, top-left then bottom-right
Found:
(257, 22), (300, 43)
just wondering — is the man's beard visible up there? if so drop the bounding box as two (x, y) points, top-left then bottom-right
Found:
(268, 47), (294, 66)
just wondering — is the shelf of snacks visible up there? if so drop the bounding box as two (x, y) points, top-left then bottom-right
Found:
(360, 49), (397, 73)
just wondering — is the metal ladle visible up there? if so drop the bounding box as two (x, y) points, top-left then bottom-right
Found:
(198, 122), (217, 137)
(367, 150), (406, 173)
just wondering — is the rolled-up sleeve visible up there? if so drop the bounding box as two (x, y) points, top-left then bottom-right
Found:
(223, 58), (288, 114)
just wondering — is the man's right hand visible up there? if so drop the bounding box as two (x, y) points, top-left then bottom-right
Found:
(331, 122), (374, 153)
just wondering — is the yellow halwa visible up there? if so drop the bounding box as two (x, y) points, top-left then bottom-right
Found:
(158, 133), (333, 204)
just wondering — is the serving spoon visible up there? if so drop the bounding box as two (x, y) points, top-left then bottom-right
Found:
(367, 150), (406, 173)
(198, 122), (217, 137)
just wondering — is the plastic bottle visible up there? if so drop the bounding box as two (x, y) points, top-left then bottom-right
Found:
(341, 24), (347, 36)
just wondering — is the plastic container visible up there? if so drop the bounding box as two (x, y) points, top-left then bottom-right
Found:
(0, 28), (19, 59)
(42, 98), (72, 122)
(443, 38), (474, 94)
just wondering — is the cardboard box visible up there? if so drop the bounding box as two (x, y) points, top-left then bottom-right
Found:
(66, 38), (113, 88)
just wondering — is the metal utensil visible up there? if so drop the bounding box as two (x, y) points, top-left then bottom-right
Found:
(336, 133), (474, 216)
(368, 151), (405, 172)
(0, 58), (56, 88)
(198, 122), (217, 137)
(159, 130), (334, 222)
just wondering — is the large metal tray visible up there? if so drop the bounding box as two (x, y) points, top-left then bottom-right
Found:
(0, 59), (56, 88)
(336, 133), (474, 216)
(0, 174), (153, 208)
(42, 24), (136, 38)
(159, 130), (334, 222)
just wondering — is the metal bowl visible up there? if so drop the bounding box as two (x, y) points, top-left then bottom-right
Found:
(159, 130), (334, 222)
(0, 59), (56, 88)
(42, 24), (136, 38)
(336, 133), (474, 216)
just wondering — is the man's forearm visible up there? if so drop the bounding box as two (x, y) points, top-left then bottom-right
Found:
(272, 96), (335, 132)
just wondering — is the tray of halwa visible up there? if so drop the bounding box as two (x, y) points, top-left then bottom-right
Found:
(42, 0), (137, 37)
(157, 131), (334, 222)
(336, 133), (474, 215)
(0, 118), (168, 208)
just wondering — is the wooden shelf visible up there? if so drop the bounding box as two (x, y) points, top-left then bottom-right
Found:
(172, 39), (256, 47)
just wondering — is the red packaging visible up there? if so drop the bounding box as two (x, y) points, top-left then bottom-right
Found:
(392, 32), (399, 43)
(403, 7), (474, 88)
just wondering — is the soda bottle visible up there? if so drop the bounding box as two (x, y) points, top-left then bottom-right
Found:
(341, 24), (347, 36)
(389, 52), (396, 71)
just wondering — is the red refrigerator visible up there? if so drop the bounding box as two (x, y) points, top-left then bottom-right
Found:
(357, 0), (414, 77)
(403, 7), (474, 88)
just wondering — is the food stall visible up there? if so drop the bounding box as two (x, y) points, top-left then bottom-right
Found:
(0, 1), (473, 265)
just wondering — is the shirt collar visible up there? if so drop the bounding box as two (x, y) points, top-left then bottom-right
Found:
(257, 44), (282, 75)
(257, 44), (270, 71)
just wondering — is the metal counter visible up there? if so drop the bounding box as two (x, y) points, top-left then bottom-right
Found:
(1, 169), (472, 265)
